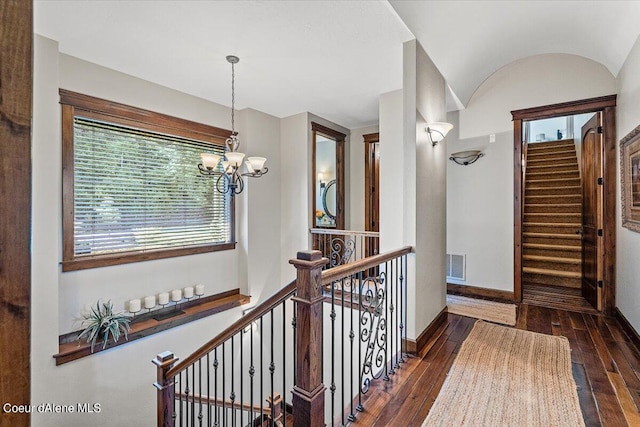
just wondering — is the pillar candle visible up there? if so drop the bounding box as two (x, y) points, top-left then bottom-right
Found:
(195, 284), (205, 296)
(183, 286), (194, 299)
(129, 298), (141, 313)
(171, 289), (182, 302)
(144, 295), (156, 309)
(158, 292), (169, 305)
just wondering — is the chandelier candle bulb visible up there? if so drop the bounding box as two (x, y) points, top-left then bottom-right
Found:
(183, 286), (194, 299)
(144, 295), (156, 309)
(171, 289), (182, 302)
(195, 284), (205, 296)
(158, 292), (169, 305)
(128, 299), (141, 313)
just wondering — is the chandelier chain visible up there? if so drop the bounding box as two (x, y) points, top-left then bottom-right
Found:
(231, 61), (235, 134)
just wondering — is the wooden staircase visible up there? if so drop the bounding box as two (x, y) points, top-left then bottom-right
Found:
(523, 140), (582, 290)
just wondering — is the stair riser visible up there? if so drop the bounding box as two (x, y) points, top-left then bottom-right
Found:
(525, 204), (581, 213)
(524, 235), (581, 246)
(527, 142), (575, 152)
(524, 214), (581, 223)
(526, 178), (580, 188)
(523, 247), (581, 258)
(523, 273), (581, 288)
(527, 164), (579, 173)
(523, 259), (581, 272)
(526, 171), (580, 180)
(524, 224), (581, 234)
(526, 195), (581, 204)
(526, 187), (581, 196)
(527, 150), (576, 160)
(527, 156), (577, 165)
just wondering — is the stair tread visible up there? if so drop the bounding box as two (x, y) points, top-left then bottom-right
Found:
(523, 267), (581, 278)
(523, 232), (581, 239)
(527, 170), (579, 175)
(525, 212), (581, 216)
(527, 163), (578, 169)
(523, 255), (581, 264)
(527, 156), (577, 163)
(523, 243), (581, 251)
(527, 178), (580, 183)
(524, 222), (581, 227)
(527, 185), (581, 190)
(524, 203), (581, 207)
(528, 149), (576, 156)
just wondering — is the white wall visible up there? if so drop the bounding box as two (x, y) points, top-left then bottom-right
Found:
(616, 34), (640, 333)
(448, 53), (616, 292)
(349, 125), (379, 232)
(459, 54), (617, 139)
(32, 36), (286, 426)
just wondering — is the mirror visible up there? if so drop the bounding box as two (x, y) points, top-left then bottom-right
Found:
(312, 122), (345, 229)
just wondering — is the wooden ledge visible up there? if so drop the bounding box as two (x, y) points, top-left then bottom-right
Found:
(54, 289), (250, 366)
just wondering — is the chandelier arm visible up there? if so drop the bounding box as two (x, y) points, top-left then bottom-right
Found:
(241, 167), (269, 178)
(215, 173), (230, 194)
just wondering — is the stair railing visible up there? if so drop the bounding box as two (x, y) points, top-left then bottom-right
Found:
(310, 228), (379, 269)
(154, 245), (412, 427)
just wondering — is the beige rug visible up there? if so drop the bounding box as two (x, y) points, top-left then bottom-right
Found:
(423, 321), (585, 427)
(446, 294), (517, 326)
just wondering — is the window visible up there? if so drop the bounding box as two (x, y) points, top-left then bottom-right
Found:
(61, 90), (235, 271)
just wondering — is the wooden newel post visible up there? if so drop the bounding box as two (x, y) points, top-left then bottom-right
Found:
(290, 250), (328, 427)
(153, 351), (179, 427)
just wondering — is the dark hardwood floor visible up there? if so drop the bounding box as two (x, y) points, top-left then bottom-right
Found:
(352, 305), (640, 427)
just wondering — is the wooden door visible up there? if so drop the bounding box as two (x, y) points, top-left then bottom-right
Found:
(581, 113), (603, 309)
(364, 133), (380, 259)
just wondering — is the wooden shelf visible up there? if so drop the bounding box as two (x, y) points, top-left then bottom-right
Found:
(54, 289), (250, 366)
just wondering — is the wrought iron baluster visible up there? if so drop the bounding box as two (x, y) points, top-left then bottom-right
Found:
(402, 255), (407, 360)
(214, 348), (219, 427)
(383, 261), (390, 382)
(356, 269), (364, 413)
(347, 272), (356, 422)
(282, 300), (287, 427)
(389, 259), (395, 376)
(184, 365), (190, 426)
(250, 324), (255, 425)
(240, 329), (244, 427)
(341, 276), (346, 427)
(207, 353), (211, 427)
(231, 336), (236, 426)
(270, 309), (275, 427)
(330, 280), (336, 425)
(198, 359), (203, 427)
(222, 342), (226, 427)
(177, 371), (182, 427)
(260, 316), (264, 425)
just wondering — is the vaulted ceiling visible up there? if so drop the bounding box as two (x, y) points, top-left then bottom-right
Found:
(35, 1), (640, 130)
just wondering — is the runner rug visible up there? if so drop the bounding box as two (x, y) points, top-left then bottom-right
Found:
(422, 321), (585, 427)
(446, 294), (517, 326)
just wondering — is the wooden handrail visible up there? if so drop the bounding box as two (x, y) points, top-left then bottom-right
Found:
(166, 280), (297, 378)
(321, 246), (412, 285)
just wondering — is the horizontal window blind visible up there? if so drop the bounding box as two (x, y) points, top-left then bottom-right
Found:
(73, 116), (231, 257)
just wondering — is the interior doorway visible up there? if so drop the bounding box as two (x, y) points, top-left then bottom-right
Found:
(511, 96), (617, 315)
(364, 132), (379, 257)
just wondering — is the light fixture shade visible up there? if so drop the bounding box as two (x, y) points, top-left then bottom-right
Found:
(247, 156), (266, 172)
(200, 153), (221, 169)
(225, 152), (246, 167)
(426, 122), (454, 143)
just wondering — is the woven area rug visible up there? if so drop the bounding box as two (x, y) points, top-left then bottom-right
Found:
(422, 321), (585, 427)
(446, 294), (517, 326)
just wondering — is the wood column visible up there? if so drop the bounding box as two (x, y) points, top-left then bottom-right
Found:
(153, 351), (178, 427)
(290, 251), (328, 427)
(0, 2), (32, 426)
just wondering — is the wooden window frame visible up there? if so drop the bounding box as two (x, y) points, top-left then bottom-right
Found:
(60, 90), (236, 272)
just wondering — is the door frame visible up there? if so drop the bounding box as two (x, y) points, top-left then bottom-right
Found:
(511, 95), (617, 315)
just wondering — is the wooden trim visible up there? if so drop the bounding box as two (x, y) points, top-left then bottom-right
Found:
(363, 132), (379, 144)
(404, 307), (448, 356)
(62, 242), (237, 272)
(61, 104), (75, 266)
(54, 289), (250, 365)
(167, 280), (297, 378)
(60, 89), (231, 144)
(614, 308), (640, 354)
(447, 283), (515, 303)
(512, 95), (617, 313)
(0, 2), (32, 425)
(311, 122), (346, 231)
(311, 121), (347, 141)
(511, 95), (617, 121)
(602, 106), (617, 315)
(514, 118), (523, 302)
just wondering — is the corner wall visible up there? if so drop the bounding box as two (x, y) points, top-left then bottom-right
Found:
(616, 34), (640, 332)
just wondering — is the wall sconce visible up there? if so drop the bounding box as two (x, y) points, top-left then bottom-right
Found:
(426, 122), (454, 146)
(318, 172), (326, 188)
(449, 150), (484, 166)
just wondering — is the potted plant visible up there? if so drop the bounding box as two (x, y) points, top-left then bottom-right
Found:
(77, 300), (131, 352)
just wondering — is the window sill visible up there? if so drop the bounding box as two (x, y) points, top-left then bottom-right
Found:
(54, 289), (250, 366)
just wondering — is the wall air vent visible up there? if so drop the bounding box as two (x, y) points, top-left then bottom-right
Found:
(446, 254), (466, 281)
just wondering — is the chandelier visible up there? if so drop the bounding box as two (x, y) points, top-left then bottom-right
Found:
(198, 55), (268, 196)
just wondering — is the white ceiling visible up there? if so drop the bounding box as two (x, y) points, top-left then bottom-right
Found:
(35, 1), (640, 130)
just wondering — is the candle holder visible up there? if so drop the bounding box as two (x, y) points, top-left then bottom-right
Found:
(154, 290), (186, 321)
